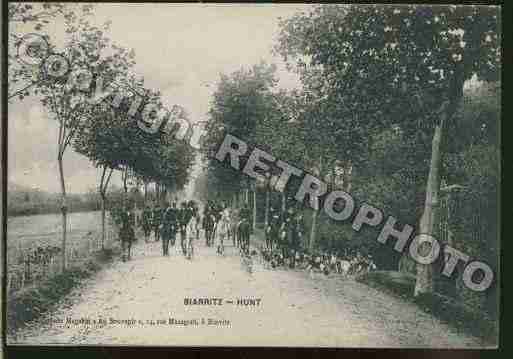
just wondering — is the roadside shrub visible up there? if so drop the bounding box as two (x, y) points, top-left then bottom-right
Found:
(414, 291), (497, 343)
(357, 270), (497, 344)
(357, 270), (415, 298)
(6, 248), (117, 335)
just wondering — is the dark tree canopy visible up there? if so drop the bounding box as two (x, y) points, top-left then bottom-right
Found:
(277, 5), (500, 137)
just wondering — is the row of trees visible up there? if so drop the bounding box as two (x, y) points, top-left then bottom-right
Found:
(9, 4), (195, 271)
(200, 5), (500, 303)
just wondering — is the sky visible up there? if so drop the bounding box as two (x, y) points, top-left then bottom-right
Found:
(8, 3), (311, 194)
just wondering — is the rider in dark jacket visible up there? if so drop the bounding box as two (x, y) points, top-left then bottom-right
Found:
(141, 205), (153, 243)
(239, 204), (251, 223)
(161, 202), (178, 256)
(266, 206), (280, 252)
(202, 204), (210, 246)
(238, 204), (252, 254)
(119, 205), (136, 262)
(290, 211), (305, 268)
(177, 202), (190, 256)
(152, 204), (163, 242)
(279, 207), (295, 263)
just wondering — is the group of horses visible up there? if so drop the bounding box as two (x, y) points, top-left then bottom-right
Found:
(202, 207), (252, 256)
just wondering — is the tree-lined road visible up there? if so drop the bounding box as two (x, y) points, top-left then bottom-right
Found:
(9, 236), (484, 347)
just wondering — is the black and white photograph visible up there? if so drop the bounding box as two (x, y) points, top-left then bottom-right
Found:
(4, 3), (500, 348)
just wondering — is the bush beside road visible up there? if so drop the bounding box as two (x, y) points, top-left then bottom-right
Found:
(7, 248), (119, 335)
(357, 271), (497, 345)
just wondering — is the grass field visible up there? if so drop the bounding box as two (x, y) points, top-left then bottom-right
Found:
(8, 211), (100, 248)
(6, 210), (121, 293)
(6, 211), (117, 266)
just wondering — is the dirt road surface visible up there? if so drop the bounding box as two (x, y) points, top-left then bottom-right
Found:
(8, 235), (486, 348)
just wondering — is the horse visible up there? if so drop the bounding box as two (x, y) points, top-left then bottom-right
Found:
(203, 214), (215, 247)
(265, 224), (276, 252)
(186, 215), (199, 260)
(229, 209), (240, 247)
(238, 218), (251, 256)
(216, 212), (230, 256)
(120, 224), (135, 262)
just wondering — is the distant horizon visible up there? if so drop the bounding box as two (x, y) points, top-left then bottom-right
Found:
(8, 178), (132, 196)
(7, 178), (196, 197)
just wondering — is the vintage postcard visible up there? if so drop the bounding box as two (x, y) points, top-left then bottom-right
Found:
(4, 3), (500, 348)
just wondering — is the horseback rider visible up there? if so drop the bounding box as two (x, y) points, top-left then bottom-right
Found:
(185, 207), (199, 260)
(160, 201), (178, 256)
(141, 204), (153, 243)
(205, 200), (220, 247)
(278, 206), (295, 264)
(190, 201), (200, 239)
(202, 203), (213, 246)
(290, 210), (305, 268)
(178, 202), (190, 256)
(238, 203), (252, 255)
(152, 202), (163, 242)
(266, 206), (280, 253)
(229, 207), (240, 247)
(239, 203), (251, 223)
(211, 200), (223, 239)
(216, 209), (230, 255)
(119, 202), (136, 262)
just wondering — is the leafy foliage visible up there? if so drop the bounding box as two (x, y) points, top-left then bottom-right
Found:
(201, 62), (278, 200)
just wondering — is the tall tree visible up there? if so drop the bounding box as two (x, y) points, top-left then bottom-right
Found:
(277, 4), (500, 295)
(10, 6), (136, 271)
(202, 62), (278, 203)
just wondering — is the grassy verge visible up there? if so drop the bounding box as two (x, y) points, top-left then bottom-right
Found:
(356, 270), (498, 345)
(7, 248), (119, 334)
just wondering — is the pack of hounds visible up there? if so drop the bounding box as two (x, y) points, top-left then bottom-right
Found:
(259, 246), (377, 278)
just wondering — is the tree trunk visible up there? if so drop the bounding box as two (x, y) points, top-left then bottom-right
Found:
(345, 162), (352, 192)
(123, 167), (128, 195)
(446, 193), (453, 248)
(58, 155), (67, 273)
(101, 192), (106, 250)
(414, 121), (444, 297)
(309, 155), (323, 252)
(264, 186), (270, 228)
(309, 208), (318, 253)
(98, 166), (112, 251)
(252, 188), (257, 231)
